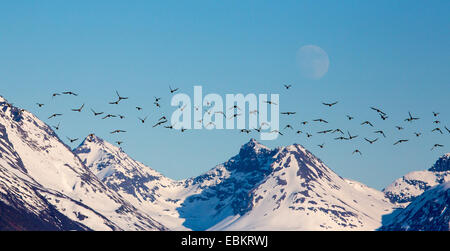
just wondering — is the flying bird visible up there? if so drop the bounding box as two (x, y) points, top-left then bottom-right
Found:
(301, 121), (308, 125)
(364, 138), (378, 144)
(284, 125), (294, 130)
(110, 130), (126, 134)
(347, 131), (358, 140)
(53, 123), (60, 131)
(36, 103), (44, 108)
(432, 112), (439, 117)
(374, 130), (386, 138)
(283, 84), (292, 89)
(414, 132), (422, 137)
(313, 119), (328, 123)
(332, 129), (344, 135)
(379, 114), (389, 120)
(263, 100), (278, 105)
(346, 115), (354, 120)
(115, 90), (128, 101)
(334, 136), (348, 140)
(136, 106), (143, 111)
(271, 130), (283, 136)
(67, 137), (79, 143)
(71, 104), (85, 112)
(153, 120), (168, 128)
(322, 101), (338, 107)
(138, 116), (149, 123)
(116, 141), (124, 146)
(353, 149), (362, 155)
(281, 112), (296, 116)
(395, 126), (404, 130)
(118, 115), (125, 119)
(102, 114), (117, 119)
(52, 93), (61, 98)
(361, 121), (374, 127)
(445, 126), (450, 134)
(433, 120), (441, 124)
(169, 85), (179, 94)
(91, 109), (104, 116)
(48, 113), (62, 119)
(370, 107), (386, 115)
(394, 139), (409, 145)
(431, 144), (444, 151)
(432, 128), (443, 134)
(318, 129), (333, 134)
(405, 112), (419, 122)
(62, 91), (78, 96)
(318, 143), (325, 149)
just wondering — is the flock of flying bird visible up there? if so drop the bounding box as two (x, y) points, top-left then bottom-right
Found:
(1, 84), (447, 156)
(278, 85), (448, 154)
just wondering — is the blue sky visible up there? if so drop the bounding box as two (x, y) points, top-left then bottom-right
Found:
(0, 1), (449, 189)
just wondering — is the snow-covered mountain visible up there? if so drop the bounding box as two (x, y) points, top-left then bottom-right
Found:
(0, 95), (166, 231)
(76, 137), (395, 230)
(383, 153), (450, 207)
(380, 181), (450, 231)
(74, 135), (189, 230)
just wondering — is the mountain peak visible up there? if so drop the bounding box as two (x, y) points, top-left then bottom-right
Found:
(428, 153), (450, 172)
(240, 138), (270, 153)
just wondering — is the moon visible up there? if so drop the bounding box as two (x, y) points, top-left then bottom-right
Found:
(296, 45), (330, 80)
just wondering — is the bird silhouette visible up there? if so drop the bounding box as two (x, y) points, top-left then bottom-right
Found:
(181, 128), (188, 133)
(118, 115), (125, 119)
(364, 138), (378, 144)
(102, 114), (117, 119)
(264, 100), (278, 105)
(347, 131), (358, 140)
(153, 120), (167, 128)
(306, 133), (313, 138)
(229, 105), (241, 111)
(67, 137), (79, 143)
(296, 130), (303, 134)
(432, 112), (440, 117)
(228, 113), (242, 120)
(346, 115), (354, 120)
(116, 141), (124, 146)
(271, 130), (283, 135)
(361, 121), (374, 127)
(313, 119), (328, 123)
(414, 132), (422, 137)
(431, 144), (444, 151)
(374, 130), (386, 138)
(154, 102), (161, 108)
(136, 106), (143, 111)
(322, 101), (338, 107)
(169, 85), (179, 93)
(158, 116), (167, 121)
(445, 126), (450, 134)
(138, 116), (149, 123)
(370, 107), (386, 115)
(281, 112), (296, 115)
(284, 125), (293, 130)
(154, 97), (161, 102)
(165, 125), (175, 129)
(109, 100), (120, 105)
(48, 113), (62, 119)
(334, 136), (348, 140)
(52, 93), (61, 98)
(405, 112), (419, 122)
(62, 91), (78, 96)
(432, 128), (443, 134)
(318, 143), (325, 148)
(379, 114), (389, 120)
(394, 139), (408, 145)
(318, 129), (333, 134)
(395, 126), (404, 130)
(240, 129), (251, 134)
(91, 109), (104, 116)
(52, 123), (60, 130)
(36, 103), (44, 108)
(283, 84), (292, 89)
(115, 90), (128, 101)
(71, 104), (84, 112)
(433, 120), (441, 124)
(332, 129), (344, 135)
(110, 130), (126, 134)
(301, 121), (308, 125)
(353, 149), (362, 155)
